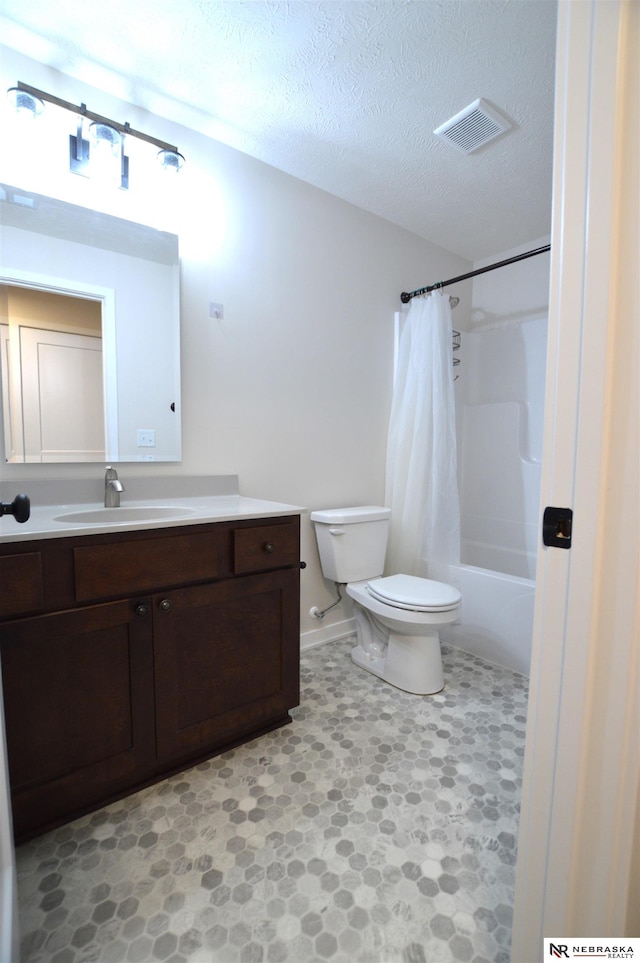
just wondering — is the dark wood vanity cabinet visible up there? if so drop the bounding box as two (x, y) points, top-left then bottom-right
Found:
(0, 515), (300, 841)
(1, 599), (157, 840)
(153, 568), (299, 763)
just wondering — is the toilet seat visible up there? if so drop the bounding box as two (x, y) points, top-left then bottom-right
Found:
(366, 574), (461, 612)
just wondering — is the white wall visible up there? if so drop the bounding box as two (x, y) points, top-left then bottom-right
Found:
(0, 47), (471, 640)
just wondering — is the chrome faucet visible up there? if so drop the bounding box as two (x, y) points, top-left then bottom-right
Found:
(104, 466), (124, 508)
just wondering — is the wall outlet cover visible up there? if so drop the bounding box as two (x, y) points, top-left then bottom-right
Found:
(137, 429), (155, 447)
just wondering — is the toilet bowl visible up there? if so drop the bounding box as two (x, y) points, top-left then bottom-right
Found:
(310, 507), (461, 696)
(347, 574), (460, 695)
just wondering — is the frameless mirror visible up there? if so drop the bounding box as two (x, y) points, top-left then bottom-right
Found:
(0, 183), (181, 463)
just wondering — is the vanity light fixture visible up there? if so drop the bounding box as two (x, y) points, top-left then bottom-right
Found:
(6, 85), (44, 117)
(7, 81), (185, 189)
(70, 119), (130, 188)
(157, 148), (185, 172)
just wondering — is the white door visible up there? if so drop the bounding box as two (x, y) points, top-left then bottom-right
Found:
(0, 324), (19, 463)
(512, 0), (639, 954)
(19, 326), (105, 462)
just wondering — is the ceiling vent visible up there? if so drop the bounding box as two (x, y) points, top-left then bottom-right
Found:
(434, 98), (512, 154)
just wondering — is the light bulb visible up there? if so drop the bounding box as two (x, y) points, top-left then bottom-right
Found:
(157, 149), (185, 172)
(7, 86), (44, 117)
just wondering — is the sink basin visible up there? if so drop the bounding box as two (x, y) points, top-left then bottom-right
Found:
(54, 506), (197, 524)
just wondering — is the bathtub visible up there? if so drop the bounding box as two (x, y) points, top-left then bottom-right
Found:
(441, 562), (534, 676)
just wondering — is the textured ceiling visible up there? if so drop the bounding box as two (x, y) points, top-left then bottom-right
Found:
(0, 0), (557, 261)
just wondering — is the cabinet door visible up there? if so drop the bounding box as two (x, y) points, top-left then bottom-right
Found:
(153, 569), (300, 763)
(1, 599), (155, 840)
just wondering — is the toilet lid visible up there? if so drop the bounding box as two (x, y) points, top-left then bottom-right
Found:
(366, 574), (461, 612)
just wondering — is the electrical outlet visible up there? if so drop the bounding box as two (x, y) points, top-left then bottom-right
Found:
(210, 301), (224, 320)
(137, 429), (155, 447)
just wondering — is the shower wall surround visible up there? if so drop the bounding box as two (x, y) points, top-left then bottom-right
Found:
(460, 239), (550, 579)
(444, 240), (550, 676)
(459, 316), (547, 579)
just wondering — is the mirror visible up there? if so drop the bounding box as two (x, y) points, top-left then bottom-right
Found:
(0, 183), (181, 463)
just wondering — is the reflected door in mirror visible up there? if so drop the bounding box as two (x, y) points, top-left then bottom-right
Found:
(1, 286), (105, 462)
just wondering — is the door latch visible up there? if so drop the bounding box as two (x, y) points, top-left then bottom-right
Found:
(542, 507), (573, 549)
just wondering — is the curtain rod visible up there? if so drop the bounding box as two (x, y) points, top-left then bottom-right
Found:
(400, 243), (551, 303)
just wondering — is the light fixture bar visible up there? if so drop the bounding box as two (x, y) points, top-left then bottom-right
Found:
(15, 81), (181, 154)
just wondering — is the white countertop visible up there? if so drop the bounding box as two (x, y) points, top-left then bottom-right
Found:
(0, 476), (304, 543)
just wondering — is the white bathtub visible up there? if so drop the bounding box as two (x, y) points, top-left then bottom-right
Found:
(441, 562), (534, 676)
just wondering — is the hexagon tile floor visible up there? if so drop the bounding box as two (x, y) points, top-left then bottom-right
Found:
(16, 638), (528, 963)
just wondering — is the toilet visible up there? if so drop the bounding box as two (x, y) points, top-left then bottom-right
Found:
(310, 506), (461, 695)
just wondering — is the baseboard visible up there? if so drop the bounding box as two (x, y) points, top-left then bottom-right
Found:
(300, 617), (356, 652)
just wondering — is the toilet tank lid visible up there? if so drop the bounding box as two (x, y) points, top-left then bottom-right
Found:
(310, 506), (391, 524)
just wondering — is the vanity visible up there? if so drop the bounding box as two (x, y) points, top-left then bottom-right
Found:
(0, 477), (303, 842)
(0, 191), (305, 842)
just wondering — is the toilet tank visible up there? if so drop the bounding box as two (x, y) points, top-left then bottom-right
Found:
(310, 506), (391, 583)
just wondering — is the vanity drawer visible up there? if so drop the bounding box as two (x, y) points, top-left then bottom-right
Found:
(0, 553), (44, 617)
(73, 529), (227, 602)
(233, 520), (299, 574)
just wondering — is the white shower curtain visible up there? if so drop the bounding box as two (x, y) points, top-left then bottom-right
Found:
(385, 292), (460, 584)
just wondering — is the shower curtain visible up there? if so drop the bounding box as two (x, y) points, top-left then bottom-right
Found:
(385, 292), (460, 584)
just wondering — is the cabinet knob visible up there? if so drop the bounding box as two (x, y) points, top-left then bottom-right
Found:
(159, 599), (173, 612)
(264, 542), (276, 554)
(135, 604), (149, 618)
